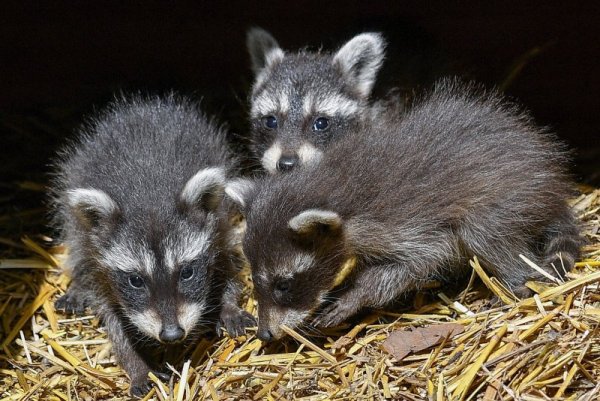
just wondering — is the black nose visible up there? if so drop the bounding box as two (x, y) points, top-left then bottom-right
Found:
(277, 155), (298, 172)
(159, 325), (185, 343)
(257, 327), (274, 342)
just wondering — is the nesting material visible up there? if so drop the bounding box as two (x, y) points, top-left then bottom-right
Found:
(1, 190), (599, 400)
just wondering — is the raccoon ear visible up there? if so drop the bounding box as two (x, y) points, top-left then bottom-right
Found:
(224, 177), (255, 209)
(288, 209), (342, 237)
(332, 33), (386, 99)
(247, 27), (284, 75)
(67, 188), (120, 230)
(180, 167), (226, 212)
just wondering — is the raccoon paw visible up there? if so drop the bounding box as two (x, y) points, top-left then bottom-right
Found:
(129, 379), (152, 398)
(217, 307), (256, 338)
(543, 253), (575, 279)
(152, 370), (171, 382)
(54, 289), (89, 315)
(312, 300), (359, 328)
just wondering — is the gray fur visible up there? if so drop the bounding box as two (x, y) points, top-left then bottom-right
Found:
(247, 27), (284, 75)
(235, 80), (584, 341)
(246, 28), (387, 173)
(49, 95), (254, 396)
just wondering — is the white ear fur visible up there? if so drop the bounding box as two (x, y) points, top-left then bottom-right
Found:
(180, 167), (226, 211)
(332, 33), (386, 98)
(247, 27), (284, 75)
(288, 209), (342, 234)
(224, 178), (255, 209)
(66, 188), (119, 228)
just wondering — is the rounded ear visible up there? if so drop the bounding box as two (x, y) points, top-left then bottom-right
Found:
(288, 209), (342, 237)
(247, 27), (284, 75)
(224, 177), (255, 210)
(180, 167), (226, 212)
(332, 33), (386, 99)
(66, 188), (120, 230)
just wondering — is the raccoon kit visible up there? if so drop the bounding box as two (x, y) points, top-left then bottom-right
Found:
(228, 81), (583, 341)
(50, 95), (254, 396)
(246, 27), (389, 173)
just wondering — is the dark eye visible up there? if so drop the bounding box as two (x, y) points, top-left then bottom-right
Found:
(180, 266), (194, 281)
(128, 275), (144, 289)
(312, 117), (329, 131)
(262, 115), (278, 129)
(274, 278), (292, 293)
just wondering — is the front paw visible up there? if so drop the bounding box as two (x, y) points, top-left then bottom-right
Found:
(312, 299), (360, 328)
(54, 287), (89, 315)
(152, 370), (171, 382)
(129, 378), (152, 398)
(218, 306), (256, 338)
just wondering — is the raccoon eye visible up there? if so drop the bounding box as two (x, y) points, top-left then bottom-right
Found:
(274, 278), (292, 293)
(128, 275), (144, 289)
(312, 117), (329, 131)
(262, 115), (278, 129)
(180, 265), (194, 281)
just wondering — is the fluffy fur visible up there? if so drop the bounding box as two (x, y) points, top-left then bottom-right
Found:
(246, 28), (387, 173)
(50, 95), (254, 396)
(231, 80), (583, 341)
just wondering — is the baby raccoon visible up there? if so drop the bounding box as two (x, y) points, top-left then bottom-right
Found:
(50, 95), (255, 396)
(228, 80), (583, 341)
(246, 27), (388, 173)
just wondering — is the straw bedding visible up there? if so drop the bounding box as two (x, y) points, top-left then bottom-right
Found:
(1, 188), (598, 400)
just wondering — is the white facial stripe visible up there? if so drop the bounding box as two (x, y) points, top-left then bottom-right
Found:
(302, 94), (315, 116)
(314, 95), (359, 117)
(261, 142), (282, 174)
(129, 309), (162, 339)
(297, 143), (323, 167)
(99, 241), (155, 275)
(178, 302), (205, 334)
(251, 92), (278, 117)
(164, 231), (211, 272)
(139, 247), (156, 276)
(302, 94), (359, 118)
(251, 91), (290, 118)
(278, 91), (290, 115)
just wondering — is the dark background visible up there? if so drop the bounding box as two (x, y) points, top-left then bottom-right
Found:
(1, 1), (599, 238)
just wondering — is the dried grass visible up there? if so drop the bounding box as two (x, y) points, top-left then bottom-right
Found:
(1, 189), (599, 400)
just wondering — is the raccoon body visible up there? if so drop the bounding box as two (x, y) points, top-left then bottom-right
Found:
(50, 95), (254, 396)
(229, 80), (583, 341)
(246, 28), (390, 173)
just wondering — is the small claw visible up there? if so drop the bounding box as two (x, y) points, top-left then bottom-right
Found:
(130, 380), (152, 398)
(312, 303), (339, 328)
(313, 300), (358, 328)
(54, 291), (88, 315)
(220, 307), (256, 338)
(152, 370), (171, 382)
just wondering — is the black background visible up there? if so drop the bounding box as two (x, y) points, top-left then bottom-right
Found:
(1, 1), (599, 190)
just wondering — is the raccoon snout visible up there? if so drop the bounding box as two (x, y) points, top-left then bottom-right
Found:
(257, 326), (274, 342)
(159, 324), (185, 343)
(277, 154), (299, 172)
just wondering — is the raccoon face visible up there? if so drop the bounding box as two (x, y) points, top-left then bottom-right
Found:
(67, 167), (227, 343)
(247, 28), (385, 173)
(100, 226), (215, 343)
(243, 208), (348, 341)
